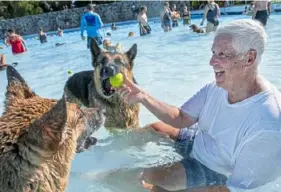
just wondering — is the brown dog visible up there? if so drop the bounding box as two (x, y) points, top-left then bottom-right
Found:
(64, 39), (140, 129)
(189, 24), (205, 33)
(0, 66), (105, 192)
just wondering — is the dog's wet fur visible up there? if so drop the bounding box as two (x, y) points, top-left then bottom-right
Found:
(64, 39), (140, 129)
(190, 24), (205, 33)
(0, 66), (105, 192)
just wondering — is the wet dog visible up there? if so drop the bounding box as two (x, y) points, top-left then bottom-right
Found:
(0, 66), (105, 192)
(64, 39), (140, 129)
(189, 24), (205, 33)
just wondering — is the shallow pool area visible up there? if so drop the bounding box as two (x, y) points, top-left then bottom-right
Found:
(1, 13), (281, 192)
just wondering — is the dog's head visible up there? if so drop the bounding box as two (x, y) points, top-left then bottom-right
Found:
(90, 38), (137, 99)
(189, 24), (198, 31)
(1, 66), (105, 160)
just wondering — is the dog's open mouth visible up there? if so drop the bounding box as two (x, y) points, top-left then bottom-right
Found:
(101, 78), (115, 96)
(76, 136), (97, 153)
(84, 136), (97, 149)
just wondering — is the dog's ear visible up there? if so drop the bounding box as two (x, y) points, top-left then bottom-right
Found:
(5, 66), (37, 106)
(90, 38), (101, 64)
(126, 44), (137, 62)
(20, 96), (68, 160)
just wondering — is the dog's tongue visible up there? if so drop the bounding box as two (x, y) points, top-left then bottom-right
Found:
(84, 136), (97, 149)
(104, 79), (113, 91)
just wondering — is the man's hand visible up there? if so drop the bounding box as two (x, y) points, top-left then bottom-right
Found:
(81, 36), (85, 41)
(116, 74), (146, 105)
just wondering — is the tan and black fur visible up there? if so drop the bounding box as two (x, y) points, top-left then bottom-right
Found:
(0, 66), (105, 192)
(64, 39), (140, 129)
(189, 24), (205, 33)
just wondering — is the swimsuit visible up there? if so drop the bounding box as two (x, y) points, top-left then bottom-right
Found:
(9, 38), (25, 54)
(207, 4), (219, 26)
(255, 10), (268, 26)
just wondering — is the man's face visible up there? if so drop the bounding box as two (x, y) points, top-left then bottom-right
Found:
(210, 34), (247, 91)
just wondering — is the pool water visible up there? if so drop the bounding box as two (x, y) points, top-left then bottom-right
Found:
(1, 14), (281, 192)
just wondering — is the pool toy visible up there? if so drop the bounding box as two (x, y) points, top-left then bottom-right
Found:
(68, 70), (72, 74)
(109, 73), (124, 88)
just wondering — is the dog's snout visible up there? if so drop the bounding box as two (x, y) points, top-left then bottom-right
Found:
(100, 64), (121, 79)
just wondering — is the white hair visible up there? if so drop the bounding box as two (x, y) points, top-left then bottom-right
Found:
(215, 19), (268, 64)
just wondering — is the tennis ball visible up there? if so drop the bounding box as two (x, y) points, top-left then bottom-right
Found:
(109, 73), (124, 88)
(68, 70), (72, 74)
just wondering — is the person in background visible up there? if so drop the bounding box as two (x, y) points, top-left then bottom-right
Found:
(182, 5), (191, 25)
(38, 28), (47, 43)
(0, 54), (7, 68)
(58, 28), (64, 36)
(267, 0), (271, 18)
(252, 0), (270, 26)
(102, 39), (123, 53)
(171, 4), (180, 27)
(200, 0), (220, 33)
(161, 2), (172, 32)
(80, 4), (104, 48)
(137, 6), (151, 36)
(5, 29), (27, 55)
(128, 32), (135, 37)
(111, 23), (118, 31)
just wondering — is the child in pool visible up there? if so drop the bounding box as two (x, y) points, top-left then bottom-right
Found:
(102, 39), (124, 53)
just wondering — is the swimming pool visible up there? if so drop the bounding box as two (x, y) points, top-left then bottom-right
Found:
(1, 13), (281, 192)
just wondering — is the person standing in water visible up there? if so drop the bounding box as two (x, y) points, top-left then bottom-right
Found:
(80, 4), (104, 48)
(58, 28), (64, 36)
(38, 28), (47, 43)
(137, 6), (151, 36)
(5, 29), (27, 55)
(200, 0), (220, 33)
(161, 2), (172, 32)
(252, 0), (270, 26)
(182, 5), (191, 25)
(171, 4), (180, 27)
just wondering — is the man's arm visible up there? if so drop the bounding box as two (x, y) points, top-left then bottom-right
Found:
(4, 37), (10, 46)
(216, 3), (221, 17)
(201, 6), (209, 25)
(96, 14), (103, 29)
(141, 94), (197, 128)
(80, 15), (86, 36)
(18, 36), (27, 51)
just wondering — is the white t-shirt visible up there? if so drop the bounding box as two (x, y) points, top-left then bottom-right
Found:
(180, 81), (281, 190)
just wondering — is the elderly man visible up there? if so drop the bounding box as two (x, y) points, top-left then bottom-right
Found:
(117, 19), (281, 191)
(80, 4), (103, 48)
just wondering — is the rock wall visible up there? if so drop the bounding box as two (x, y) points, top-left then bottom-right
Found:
(0, 1), (189, 39)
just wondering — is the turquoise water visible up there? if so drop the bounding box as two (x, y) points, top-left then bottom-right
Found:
(1, 14), (281, 192)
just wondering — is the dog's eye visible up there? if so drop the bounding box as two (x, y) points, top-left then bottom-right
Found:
(101, 57), (108, 64)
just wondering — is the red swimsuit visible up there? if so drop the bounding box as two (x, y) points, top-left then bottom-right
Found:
(9, 37), (25, 54)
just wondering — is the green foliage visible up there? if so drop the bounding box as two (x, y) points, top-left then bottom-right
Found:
(0, 0), (119, 19)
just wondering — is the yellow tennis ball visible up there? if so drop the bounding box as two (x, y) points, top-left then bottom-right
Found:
(109, 73), (124, 88)
(68, 70), (72, 74)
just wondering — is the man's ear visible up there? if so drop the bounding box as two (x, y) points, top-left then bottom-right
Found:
(245, 49), (257, 66)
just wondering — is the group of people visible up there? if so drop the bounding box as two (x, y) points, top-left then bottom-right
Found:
(38, 27), (64, 44)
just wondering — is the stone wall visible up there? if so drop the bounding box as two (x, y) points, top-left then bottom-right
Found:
(0, 1), (189, 39)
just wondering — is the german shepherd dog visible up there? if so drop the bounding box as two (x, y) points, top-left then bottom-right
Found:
(189, 24), (205, 33)
(0, 66), (105, 192)
(64, 39), (140, 129)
